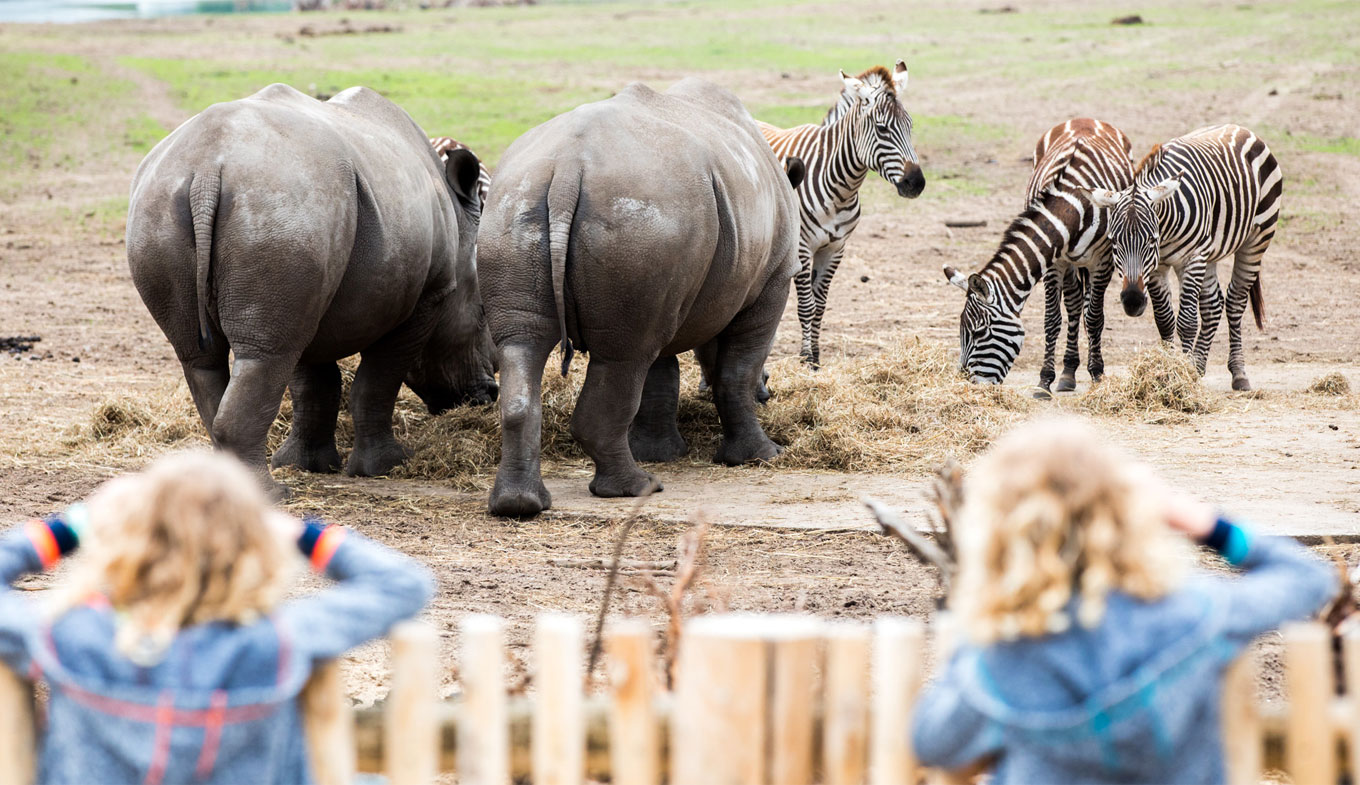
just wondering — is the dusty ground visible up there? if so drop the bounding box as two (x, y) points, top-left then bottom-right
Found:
(1, 0), (1357, 707)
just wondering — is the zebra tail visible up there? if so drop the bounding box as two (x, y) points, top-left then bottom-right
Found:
(1249, 275), (1265, 330)
(189, 170), (221, 351)
(546, 167), (579, 377)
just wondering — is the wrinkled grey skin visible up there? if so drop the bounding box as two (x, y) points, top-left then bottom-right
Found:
(479, 78), (802, 518)
(127, 84), (496, 492)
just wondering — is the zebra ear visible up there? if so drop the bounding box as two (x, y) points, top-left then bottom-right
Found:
(967, 273), (989, 300)
(943, 265), (969, 291)
(1082, 187), (1125, 209)
(1144, 174), (1183, 204)
(893, 60), (909, 93)
(840, 70), (874, 101)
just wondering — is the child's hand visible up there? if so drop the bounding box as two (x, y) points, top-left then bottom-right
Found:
(1163, 491), (1215, 540)
(266, 510), (305, 544)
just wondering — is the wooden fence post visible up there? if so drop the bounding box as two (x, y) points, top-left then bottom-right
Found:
(605, 620), (659, 785)
(1345, 627), (1360, 784)
(767, 616), (824, 785)
(1219, 654), (1262, 785)
(533, 614), (585, 785)
(870, 617), (926, 785)
(824, 622), (871, 785)
(460, 614), (509, 785)
(671, 614), (771, 785)
(0, 662), (36, 785)
(386, 622), (440, 785)
(301, 660), (355, 785)
(1283, 621), (1335, 785)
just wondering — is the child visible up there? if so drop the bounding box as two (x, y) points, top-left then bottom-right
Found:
(911, 417), (1337, 784)
(0, 450), (434, 785)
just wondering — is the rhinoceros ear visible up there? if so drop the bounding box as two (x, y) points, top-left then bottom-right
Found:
(784, 156), (806, 190)
(444, 147), (482, 213)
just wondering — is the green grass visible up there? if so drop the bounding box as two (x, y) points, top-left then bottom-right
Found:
(0, 53), (107, 167)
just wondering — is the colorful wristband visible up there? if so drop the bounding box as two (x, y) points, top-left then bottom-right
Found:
(1201, 515), (1252, 566)
(297, 518), (346, 571)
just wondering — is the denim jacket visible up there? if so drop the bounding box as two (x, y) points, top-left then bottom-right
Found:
(912, 521), (1337, 785)
(0, 515), (434, 785)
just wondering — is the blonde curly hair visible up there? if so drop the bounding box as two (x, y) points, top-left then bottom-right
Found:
(54, 450), (297, 665)
(953, 416), (1186, 644)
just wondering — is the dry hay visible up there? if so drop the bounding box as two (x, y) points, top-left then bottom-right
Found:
(1307, 372), (1352, 396)
(1075, 345), (1219, 422)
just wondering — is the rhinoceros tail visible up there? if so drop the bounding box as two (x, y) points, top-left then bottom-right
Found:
(189, 170), (221, 351)
(546, 168), (579, 376)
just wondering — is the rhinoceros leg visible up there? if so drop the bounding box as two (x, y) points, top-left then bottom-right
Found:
(272, 361), (343, 473)
(489, 338), (556, 517)
(181, 355), (229, 440)
(573, 356), (659, 497)
(212, 354), (297, 495)
(704, 277), (785, 467)
(629, 355), (688, 463)
(345, 323), (431, 477)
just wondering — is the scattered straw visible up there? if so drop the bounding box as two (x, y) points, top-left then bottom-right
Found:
(1307, 372), (1352, 396)
(1076, 345), (1218, 422)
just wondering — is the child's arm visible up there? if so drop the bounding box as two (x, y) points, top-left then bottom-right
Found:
(0, 508), (86, 671)
(1202, 516), (1339, 645)
(910, 651), (1003, 772)
(276, 520), (435, 662)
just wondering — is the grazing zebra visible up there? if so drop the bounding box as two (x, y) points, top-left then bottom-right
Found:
(430, 136), (491, 206)
(1084, 125), (1281, 390)
(759, 60), (925, 368)
(943, 118), (1134, 393)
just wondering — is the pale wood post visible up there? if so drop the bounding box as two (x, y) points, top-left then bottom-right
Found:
(870, 617), (926, 785)
(0, 662), (36, 785)
(301, 660), (355, 785)
(1283, 621), (1335, 785)
(671, 614), (771, 785)
(533, 614), (585, 785)
(386, 622), (440, 785)
(767, 616), (825, 785)
(1345, 628), (1360, 783)
(460, 614), (509, 785)
(1219, 654), (1263, 785)
(824, 622), (872, 785)
(605, 620), (660, 785)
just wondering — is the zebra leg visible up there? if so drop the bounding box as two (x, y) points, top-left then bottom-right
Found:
(1084, 261), (1113, 381)
(805, 241), (845, 370)
(1036, 265), (1061, 397)
(1224, 239), (1270, 391)
(1146, 269), (1176, 343)
(1057, 267), (1085, 392)
(1175, 257), (1205, 359)
(1193, 265), (1224, 375)
(794, 249), (816, 365)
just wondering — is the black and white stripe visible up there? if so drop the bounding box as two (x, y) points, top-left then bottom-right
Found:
(944, 119), (1134, 391)
(1086, 124), (1281, 390)
(759, 61), (925, 368)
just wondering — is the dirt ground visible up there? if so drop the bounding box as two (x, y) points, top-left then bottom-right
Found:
(1, 2), (1358, 707)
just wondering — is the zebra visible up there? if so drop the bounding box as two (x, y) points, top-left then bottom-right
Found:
(943, 118), (1134, 394)
(430, 136), (491, 206)
(1083, 125), (1281, 390)
(758, 60), (925, 368)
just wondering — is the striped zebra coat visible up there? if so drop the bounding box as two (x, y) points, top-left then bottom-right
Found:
(758, 61), (925, 368)
(1086, 124), (1281, 390)
(430, 136), (491, 206)
(944, 119), (1134, 392)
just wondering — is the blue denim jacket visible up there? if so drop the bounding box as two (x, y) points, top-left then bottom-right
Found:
(912, 524), (1337, 785)
(0, 517), (434, 785)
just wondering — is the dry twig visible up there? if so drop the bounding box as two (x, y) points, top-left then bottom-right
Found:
(583, 482), (659, 688)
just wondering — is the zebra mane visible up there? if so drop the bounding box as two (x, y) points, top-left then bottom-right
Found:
(1136, 144), (1163, 175)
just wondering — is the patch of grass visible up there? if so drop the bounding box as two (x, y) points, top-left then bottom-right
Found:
(0, 53), (121, 174)
(1306, 372), (1352, 396)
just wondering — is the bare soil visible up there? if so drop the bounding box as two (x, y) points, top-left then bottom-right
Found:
(1, 2), (1357, 705)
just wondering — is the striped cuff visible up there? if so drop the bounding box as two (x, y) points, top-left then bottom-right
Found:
(25, 520), (65, 568)
(297, 520), (346, 571)
(1201, 515), (1252, 566)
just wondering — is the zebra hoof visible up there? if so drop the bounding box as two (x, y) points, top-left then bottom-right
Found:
(1056, 375), (1077, 393)
(1231, 375), (1252, 392)
(1031, 386), (1053, 401)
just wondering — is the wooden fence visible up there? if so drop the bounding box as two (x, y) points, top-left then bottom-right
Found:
(0, 613), (1355, 784)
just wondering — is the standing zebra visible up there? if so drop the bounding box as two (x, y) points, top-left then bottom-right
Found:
(430, 136), (491, 206)
(759, 61), (925, 368)
(1084, 125), (1281, 390)
(943, 119), (1134, 393)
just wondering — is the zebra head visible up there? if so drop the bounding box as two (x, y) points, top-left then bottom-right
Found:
(944, 265), (1024, 384)
(837, 60), (925, 199)
(1084, 173), (1183, 317)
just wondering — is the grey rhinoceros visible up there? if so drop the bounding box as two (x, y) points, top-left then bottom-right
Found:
(127, 84), (496, 491)
(478, 78), (804, 518)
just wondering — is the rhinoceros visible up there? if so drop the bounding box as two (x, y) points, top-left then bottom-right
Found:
(478, 78), (804, 518)
(127, 84), (495, 491)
